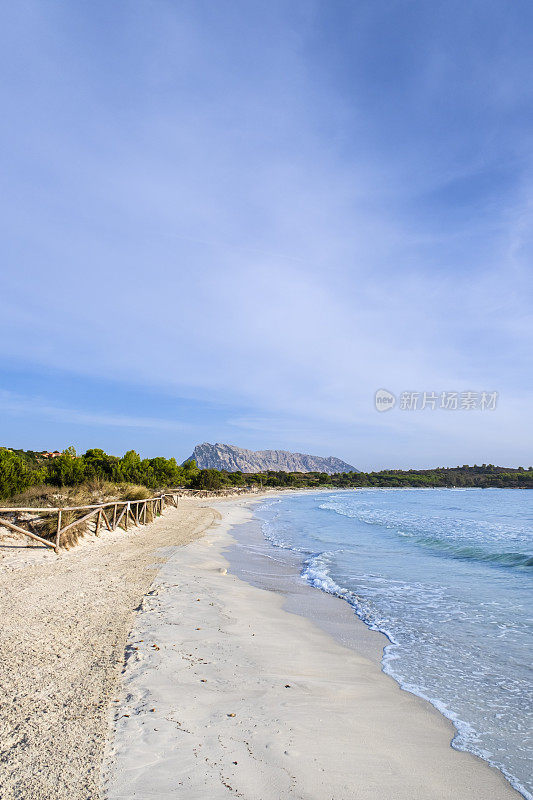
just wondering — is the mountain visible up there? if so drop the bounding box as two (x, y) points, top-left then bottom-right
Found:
(184, 442), (358, 474)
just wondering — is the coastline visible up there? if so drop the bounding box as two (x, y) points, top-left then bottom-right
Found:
(104, 495), (521, 799)
(231, 492), (532, 800)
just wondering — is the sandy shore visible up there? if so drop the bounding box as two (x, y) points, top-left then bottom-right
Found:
(0, 499), (218, 800)
(104, 498), (520, 800)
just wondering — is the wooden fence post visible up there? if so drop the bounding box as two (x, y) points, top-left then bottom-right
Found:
(100, 507), (112, 531)
(55, 509), (62, 554)
(0, 488), (186, 555)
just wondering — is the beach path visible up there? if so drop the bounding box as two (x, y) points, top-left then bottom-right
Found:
(0, 499), (217, 800)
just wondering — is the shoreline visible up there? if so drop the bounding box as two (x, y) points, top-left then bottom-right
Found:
(104, 496), (521, 799)
(226, 496), (531, 800)
(226, 510), (388, 665)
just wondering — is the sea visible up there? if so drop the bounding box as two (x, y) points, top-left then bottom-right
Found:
(253, 488), (532, 798)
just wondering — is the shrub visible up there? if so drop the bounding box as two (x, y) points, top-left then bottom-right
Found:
(7, 484), (58, 507)
(0, 448), (43, 500)
(119, 484), (152, 501)
(190, 468), (223, 490)
(46, 451), (86, 487)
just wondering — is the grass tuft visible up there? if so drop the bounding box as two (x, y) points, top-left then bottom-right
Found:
(3, 482), (161, 548)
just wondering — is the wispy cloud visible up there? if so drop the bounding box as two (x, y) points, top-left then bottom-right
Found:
(0, 391), (189, 432)
(0, 2), (531, 465)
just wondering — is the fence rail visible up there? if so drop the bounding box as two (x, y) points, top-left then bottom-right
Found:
(0, 485), (261, 554)
(0, 492), (180, 554)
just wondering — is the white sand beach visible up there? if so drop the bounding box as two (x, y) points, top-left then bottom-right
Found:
(0, 499), (218, 800)
(104, 497), (520, 800)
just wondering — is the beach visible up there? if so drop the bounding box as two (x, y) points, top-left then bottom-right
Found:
(104, 496), (520, 799)
(0, 499), (218, 800)
(0, 493), (523, 799)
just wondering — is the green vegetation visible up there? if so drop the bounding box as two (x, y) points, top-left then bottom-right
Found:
(0, 447), (197, 501)
(0, 448), (41, 499)
(0, 447), (531, 502)
(278, 464), (533, 489)
(220, 464), (533, 490)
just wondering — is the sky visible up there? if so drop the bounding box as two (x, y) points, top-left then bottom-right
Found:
(0, 0), (532, 470)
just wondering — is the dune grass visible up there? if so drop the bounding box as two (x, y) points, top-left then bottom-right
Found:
(3, 482), (159, 548)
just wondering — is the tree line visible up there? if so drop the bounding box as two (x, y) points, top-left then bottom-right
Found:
(0, 447), (531, 500)
(0, 447), (199, 500)
(234, 464), (533, 490)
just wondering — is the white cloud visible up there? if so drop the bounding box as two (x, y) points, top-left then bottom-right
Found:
(0, 2), (531, 465)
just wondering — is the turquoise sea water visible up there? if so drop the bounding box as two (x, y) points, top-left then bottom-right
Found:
(255, 488), (532, 798)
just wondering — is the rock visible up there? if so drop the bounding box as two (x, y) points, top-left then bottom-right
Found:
(184, 443), (358, 475)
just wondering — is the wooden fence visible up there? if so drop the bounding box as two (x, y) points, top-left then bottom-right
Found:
(0, 485), (260, 554)
(0, 492), (180, 554)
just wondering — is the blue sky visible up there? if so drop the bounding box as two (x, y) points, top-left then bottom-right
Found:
(1, 1), (532, 470)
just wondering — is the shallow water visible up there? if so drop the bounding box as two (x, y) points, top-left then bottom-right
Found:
(255, 488), (532, 799)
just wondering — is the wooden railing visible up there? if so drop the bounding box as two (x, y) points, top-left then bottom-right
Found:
(180, 487), (260, 498)
(0, 492), (180, 554)
(0, 485), (263, 554)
